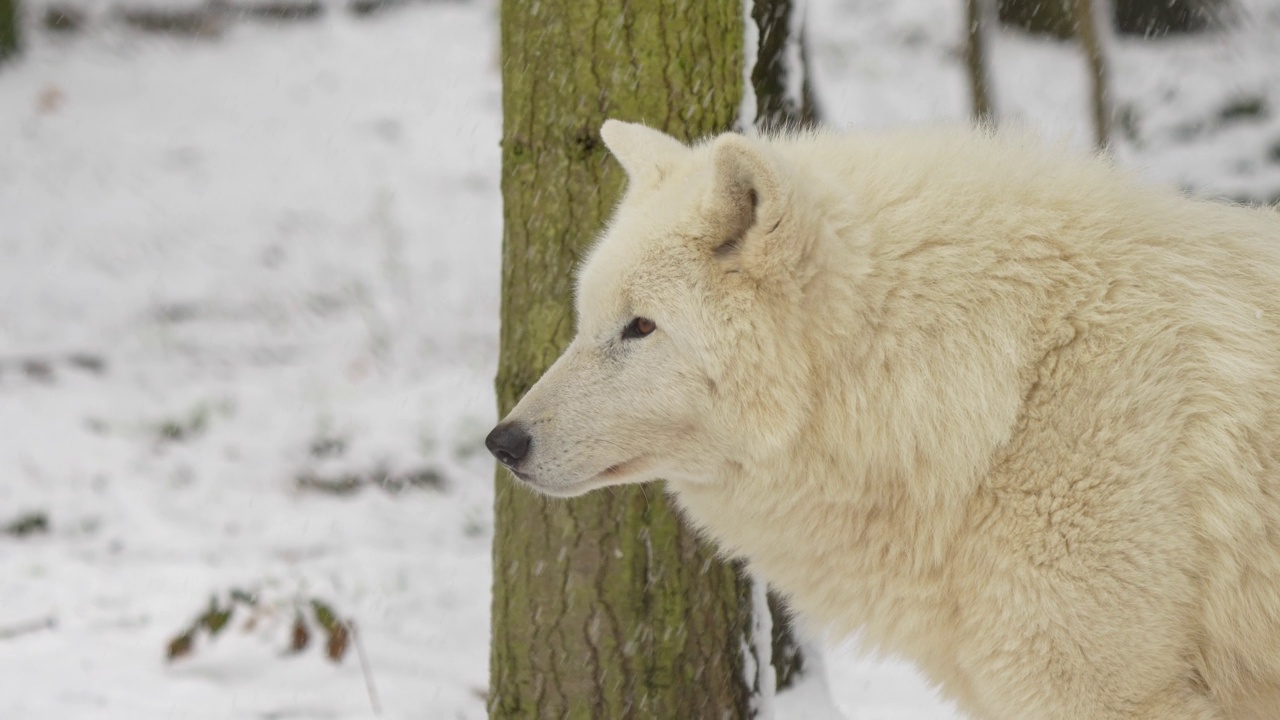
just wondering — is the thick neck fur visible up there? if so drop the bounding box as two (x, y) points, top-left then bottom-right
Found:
(669, 128), (1112, 642)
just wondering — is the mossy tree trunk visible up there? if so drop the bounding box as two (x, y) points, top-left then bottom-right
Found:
(0, 0), (19, 63)
(492, 1), (811, 717)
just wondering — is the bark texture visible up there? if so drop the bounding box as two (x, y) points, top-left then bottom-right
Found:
(492, 2), (769, 718)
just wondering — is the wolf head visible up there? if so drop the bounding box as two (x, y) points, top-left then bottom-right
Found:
(487, 121), (824, 497)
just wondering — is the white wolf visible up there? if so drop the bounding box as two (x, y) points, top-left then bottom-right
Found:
(487, 120), (1280, 719)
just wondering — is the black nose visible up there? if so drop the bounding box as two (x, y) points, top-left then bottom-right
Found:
(486, 422), (531, 468)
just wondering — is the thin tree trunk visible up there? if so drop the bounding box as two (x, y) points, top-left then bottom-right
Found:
(966, 0), (997, 125)
(492, 2), (770, 717)
(0, 0), (19, 63)
(1075, 0), (1112, 149)
(751, 0), (820, 132)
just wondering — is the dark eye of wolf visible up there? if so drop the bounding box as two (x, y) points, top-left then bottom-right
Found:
(622, 317), (656, 340)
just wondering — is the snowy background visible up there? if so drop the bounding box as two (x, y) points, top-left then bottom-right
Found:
(1, 0), (1278, 717)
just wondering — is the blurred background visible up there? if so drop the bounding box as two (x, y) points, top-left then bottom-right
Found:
(0, 0), (1277, 717)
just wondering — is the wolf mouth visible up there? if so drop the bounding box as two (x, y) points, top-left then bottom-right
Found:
(594, 455), (648, 481)
(507, 456), (651, 498)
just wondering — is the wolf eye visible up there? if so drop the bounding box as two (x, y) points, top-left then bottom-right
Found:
(622, 317), (656, 340)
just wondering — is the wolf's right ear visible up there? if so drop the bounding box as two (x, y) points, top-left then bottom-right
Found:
(601, 120), (688, 187)
(707, 133), (785, 251)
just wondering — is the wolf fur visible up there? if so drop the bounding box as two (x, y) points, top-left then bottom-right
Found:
(488, 120), (1280, 718)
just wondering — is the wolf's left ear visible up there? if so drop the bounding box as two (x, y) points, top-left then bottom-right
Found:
(707, 133), (786, 258)
(601, 120), (689, 187)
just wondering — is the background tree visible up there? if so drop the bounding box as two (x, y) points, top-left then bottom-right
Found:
(998, 0), (1226, 37)
(751, 0), (821, 132)
(1, 0), (19, 63)
(1075, 0), (1112, 148)
(492, 1), (811, 717)
(966, 0), (998, 124)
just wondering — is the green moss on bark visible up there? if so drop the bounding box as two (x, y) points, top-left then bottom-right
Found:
(491, 1), (756, 717)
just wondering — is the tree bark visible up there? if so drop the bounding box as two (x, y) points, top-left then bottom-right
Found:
(492, 2), (781, 718)
(0, 0), (19, 63)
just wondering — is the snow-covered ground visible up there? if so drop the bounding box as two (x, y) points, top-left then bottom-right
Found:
(1, 1), (1277, 718)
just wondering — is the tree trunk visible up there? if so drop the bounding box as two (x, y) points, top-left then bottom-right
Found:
(750, 0), (821, 132)
(492, 2), (796, 718)
(1075, 0), (1112, 149)
(966, 0), (997, 125)
(0, 0), (19, 63)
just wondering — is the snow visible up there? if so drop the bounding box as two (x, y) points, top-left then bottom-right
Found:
(2, 3), (499, 718)
(741, 0), (760, 130)
(785, 0), (807, 114)
(2, 0), (1278, 718)
(747, 576), (777, 717)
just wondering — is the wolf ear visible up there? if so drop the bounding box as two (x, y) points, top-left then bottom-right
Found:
(601, 120), (688, 187)
(707, 133), (786, 259)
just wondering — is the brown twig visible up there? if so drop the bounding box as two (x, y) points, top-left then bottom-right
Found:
(350, 620), (382, 715)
